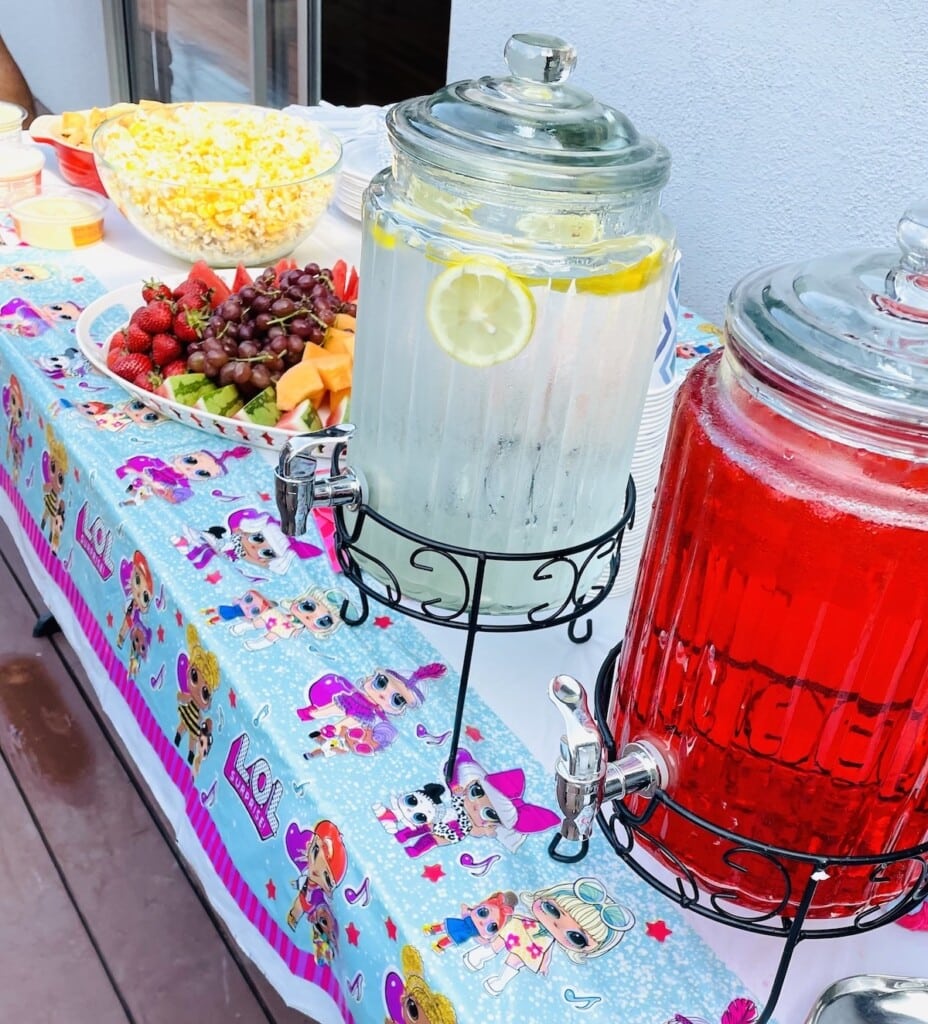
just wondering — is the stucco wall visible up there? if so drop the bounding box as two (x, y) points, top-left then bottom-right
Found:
(448, 1), (926, 322)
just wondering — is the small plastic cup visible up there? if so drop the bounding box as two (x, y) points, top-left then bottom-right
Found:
(0, 102), (28, 144)
(10, 186), (106, 249)
(0, 144), (44, 209)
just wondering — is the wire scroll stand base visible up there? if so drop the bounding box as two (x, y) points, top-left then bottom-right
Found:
(329, 477), (637, 783)
(592, 643), (928, 1024)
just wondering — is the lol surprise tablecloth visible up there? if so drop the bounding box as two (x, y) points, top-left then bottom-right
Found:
(7, 245), (912, 1024)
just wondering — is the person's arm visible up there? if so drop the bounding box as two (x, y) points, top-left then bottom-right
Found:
(0, 36), (36, 125)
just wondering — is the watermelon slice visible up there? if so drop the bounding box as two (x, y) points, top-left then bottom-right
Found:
(233, 386), (279, 427)
(232, 263), (254, 293)
(156, 373), (217, 406)
(277, 398), (323, 433)
(187, 261), (231, 308)
(195, 384), (243, 418)
(273, 257), (298, 284)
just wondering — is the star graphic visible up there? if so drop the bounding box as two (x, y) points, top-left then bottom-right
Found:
(259, 491), (271, 501)
(346, 922), (360, 947)
(645, 919), (672, 942)
(106, 611), (114, 627)
(265, 879), (277, 900)
(228, 690), (237, 708)
(73, 468), (80, 482)
(156, 625), (165, 643)
(72, 276), (84, 283)
(175, 610), (183, 626)
(385, 917), (397, 941)
(37, 416), (43, 430)
(464, 725), (484, 742)
(373, 615), (392, 629)
(422, 863), (445, 883)
(26, 436), (32, 447)
(206, 570), (222, 585)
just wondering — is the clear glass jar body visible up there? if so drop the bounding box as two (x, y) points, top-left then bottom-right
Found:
(610, 344), (928, 918)
(349, 155), (675, 613)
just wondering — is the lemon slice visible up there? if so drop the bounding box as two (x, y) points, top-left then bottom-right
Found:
(426, 259), (535, 367)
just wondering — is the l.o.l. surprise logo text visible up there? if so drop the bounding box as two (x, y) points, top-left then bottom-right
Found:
(224, 731), (282, 839)
(75, 501), (114, 580)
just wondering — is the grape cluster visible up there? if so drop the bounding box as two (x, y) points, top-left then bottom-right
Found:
(185, 263), (357, 396)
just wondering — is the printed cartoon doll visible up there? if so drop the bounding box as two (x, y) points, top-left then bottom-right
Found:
(116, 550), (154, 649)
(35, 347), (87, 382)
(116, 445), (250, 505)
(423, 890), (517, 955)
(203, 588), (276, 626)
(39, 426), (69, 552)
(173, 624), (221, 771)
(666, 997), (758, 1024)
(0, 263), (51, 283)
(0, 297), (83, 337)
(373, 748), (560, 857)
(464, 876), (634, 996)
(122, 398), (163, 428)
(126, 619), (152, 679)
(297, 663), (446, 758)
(284, 819), (348, 932)
(173, 507), (321, 580)
(53, 398), (152, 432)
(307, 896), (339, 965)
(3, 374), (26, 483)
(383, 946), (457, 1024)
(227, 585), (345, 650)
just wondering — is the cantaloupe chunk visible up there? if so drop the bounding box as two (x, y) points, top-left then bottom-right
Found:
(302, 346), (353, 394)
(275, 360), (325, 412)
(323, 328), (355, 359)
(332, 313), (357, 332)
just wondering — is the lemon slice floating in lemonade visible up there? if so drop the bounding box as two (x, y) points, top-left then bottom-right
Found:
(426, 258), (536, 367)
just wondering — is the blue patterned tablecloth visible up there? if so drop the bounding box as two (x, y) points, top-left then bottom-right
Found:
(0, 250), (769, 1024)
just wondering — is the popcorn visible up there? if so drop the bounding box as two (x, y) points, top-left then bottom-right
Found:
(93, 103), (341, 265)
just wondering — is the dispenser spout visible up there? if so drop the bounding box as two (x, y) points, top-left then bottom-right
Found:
(548, 674), (669, 864)
(274, 425), (362, 536)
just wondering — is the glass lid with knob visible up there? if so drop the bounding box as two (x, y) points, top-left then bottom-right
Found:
(726, 202), (928, 428)
(387, 32), (671, 194)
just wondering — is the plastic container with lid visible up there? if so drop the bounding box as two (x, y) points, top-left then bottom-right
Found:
(0, 144), (44, 208)
(349, 31), (677, 613)
(11, 186), (106, 249)
(0, 102), (27, 143)
(610, 202), (928, 919)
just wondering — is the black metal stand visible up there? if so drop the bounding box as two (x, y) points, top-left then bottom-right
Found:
(330, 473), (636, 782)
(591, 642), (928, 1024)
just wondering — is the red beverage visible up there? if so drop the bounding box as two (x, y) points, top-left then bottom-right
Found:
(610, 347), (928, 917)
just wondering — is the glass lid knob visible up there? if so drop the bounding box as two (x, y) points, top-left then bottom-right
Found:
(883, 201), (928, 319)
(504, 32), (577, 84)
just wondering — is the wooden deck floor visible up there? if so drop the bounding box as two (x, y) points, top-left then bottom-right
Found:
(0, 522), (316, 1024)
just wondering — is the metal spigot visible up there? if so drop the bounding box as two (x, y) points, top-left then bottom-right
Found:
(548, 674), (669, 863)
(275, 425), (363, 536)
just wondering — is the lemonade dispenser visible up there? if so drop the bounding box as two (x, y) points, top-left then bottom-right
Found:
(277, 32), (676, 614)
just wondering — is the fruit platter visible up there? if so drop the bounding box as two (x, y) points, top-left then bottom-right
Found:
(76, 257), (358, 452)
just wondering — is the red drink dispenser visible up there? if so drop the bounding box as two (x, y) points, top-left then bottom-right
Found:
(609, 208), (928, 918)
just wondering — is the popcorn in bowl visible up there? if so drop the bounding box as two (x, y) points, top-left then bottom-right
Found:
(91, 102), (342, 266)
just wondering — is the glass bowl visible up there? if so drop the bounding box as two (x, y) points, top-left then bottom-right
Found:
(91, 102), (342, 266)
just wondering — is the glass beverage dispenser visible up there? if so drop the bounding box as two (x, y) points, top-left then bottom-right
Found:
(322, 33), (676, 614)
(597, 207), (928, 919)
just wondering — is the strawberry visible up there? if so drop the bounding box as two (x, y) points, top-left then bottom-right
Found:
(135, 299), (174, 334)
(132, 370), (161, 392)
(141, 278), (173, 303)
(151, 332), (182, 367)
(126, 319), (153, 353)
(112, 351), (153, 382)
(173, 307), (205, 344)
(161, 359), (188, 378)
(107, 329), (127, 369)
